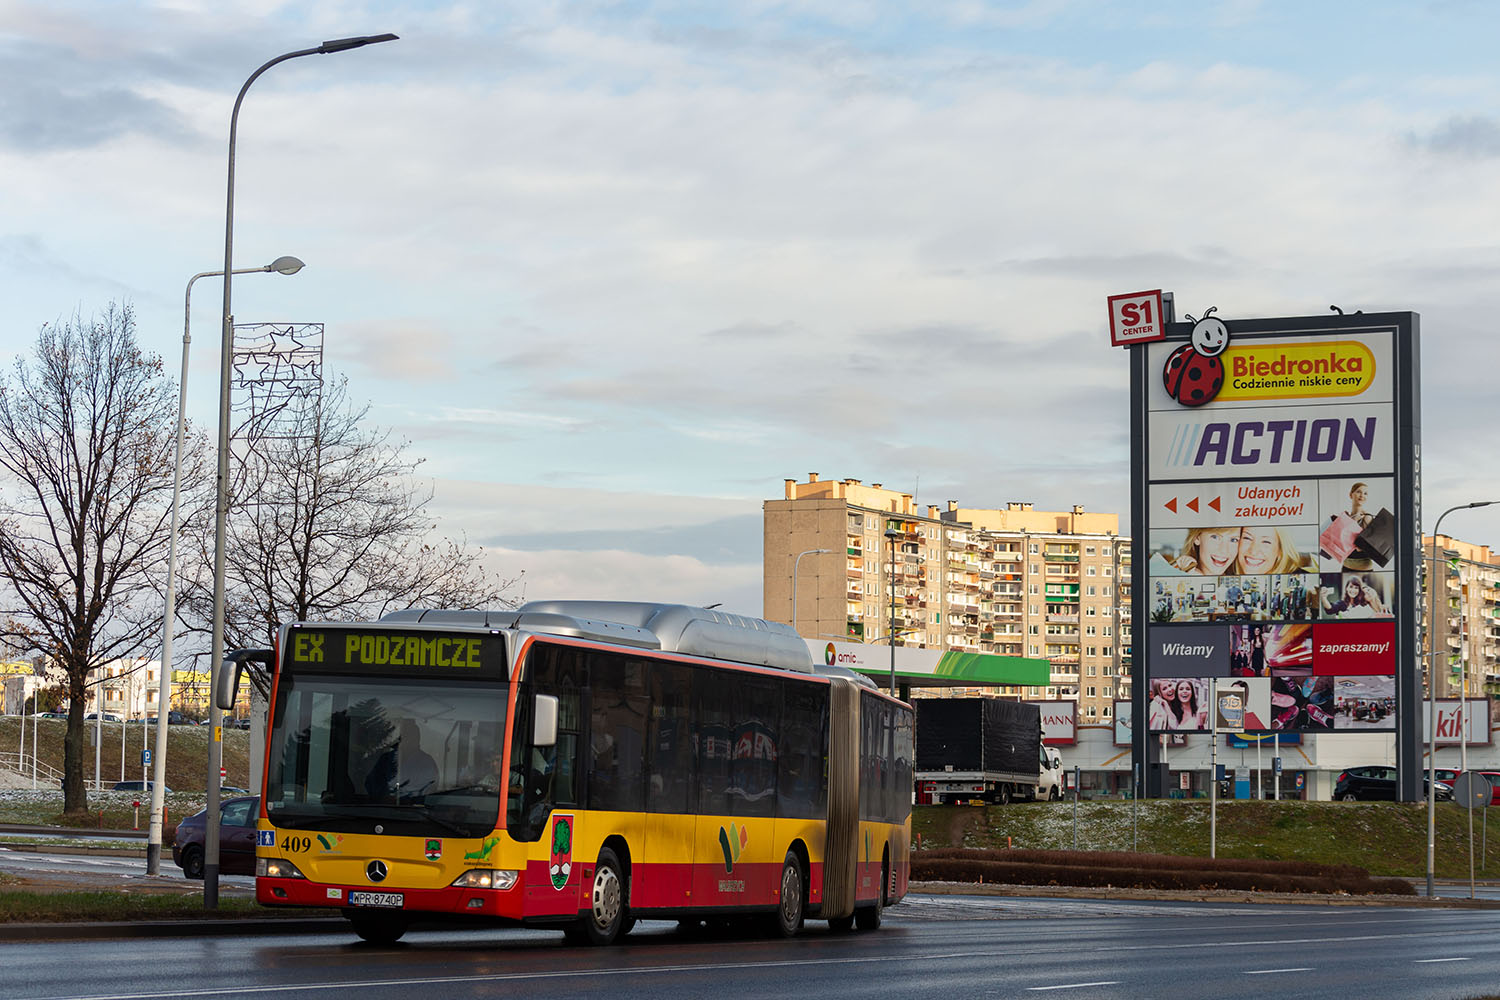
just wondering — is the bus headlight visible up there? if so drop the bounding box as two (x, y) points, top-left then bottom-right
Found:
(258, 857), (307, 879)
(449, 869), (518, 890)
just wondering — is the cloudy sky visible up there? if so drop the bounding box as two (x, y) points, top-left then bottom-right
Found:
(3, 1), (1498, 620)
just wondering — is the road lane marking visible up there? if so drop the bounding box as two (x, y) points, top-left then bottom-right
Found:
(1415, 957), (1470, 963)
(1027, 984), (1119, 992)
(1245, 968), (1313, 974)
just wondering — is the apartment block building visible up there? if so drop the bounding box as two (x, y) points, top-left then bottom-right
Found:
(1424, 534), (1500, 700)
(764, 473), (1133, 724)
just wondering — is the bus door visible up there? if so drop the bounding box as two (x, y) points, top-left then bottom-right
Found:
(513, 648), (585, 918)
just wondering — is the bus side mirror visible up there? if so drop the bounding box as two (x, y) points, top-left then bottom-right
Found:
(534, 694), (558, 747)
(217, 649), (273, 711)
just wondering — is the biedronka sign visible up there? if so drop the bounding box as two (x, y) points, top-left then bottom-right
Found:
(1127, 308), (1421, 793)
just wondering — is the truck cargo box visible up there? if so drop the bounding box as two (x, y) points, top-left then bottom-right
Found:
(915, 698), (1041, 778)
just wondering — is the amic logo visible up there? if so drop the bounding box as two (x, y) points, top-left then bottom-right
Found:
(1163, 307), (1231, 407)
(550, 815), (573, 890)
(825, 642), (836, 666)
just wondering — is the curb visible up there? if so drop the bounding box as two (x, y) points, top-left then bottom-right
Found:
(3, 918), (347, 941)
(909, 880), (1500, 909)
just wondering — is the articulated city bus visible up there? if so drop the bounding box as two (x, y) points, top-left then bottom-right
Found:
(238, 601), (912, 944)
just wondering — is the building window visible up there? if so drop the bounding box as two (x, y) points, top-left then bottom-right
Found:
(1103, 626), (1113, 637)
(1029, 645), (1039, 656)
(1103, 567), (1112, 577)
(1103, 546), (1111, 556)
(1029, 584), (1039, 595)
(1087, 686), (1097, 698)
(1086, 566), (1097, 576)
(1029, 543), (1039, 554)
(1085, 606), (1096, 616)
(1085, 546), (1096, 556)
(1028, 625), (1039, 635)
(1103, 586), (1112, 597)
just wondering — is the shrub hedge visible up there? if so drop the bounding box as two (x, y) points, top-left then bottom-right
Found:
(912, 848), (1415, 896)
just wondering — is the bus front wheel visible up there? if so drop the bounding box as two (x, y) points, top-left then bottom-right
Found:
(348, 912), (407, 945)
(579, 847), (627, 945)
(770, 851), (805, 937)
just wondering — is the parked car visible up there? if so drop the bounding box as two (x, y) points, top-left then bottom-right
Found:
(1336, 766), (1451, 802)
(173, 796), (259, 878)
(84, 712), (122, 723)
(111, 780), (171, 794)
(219, 786), (251, 796)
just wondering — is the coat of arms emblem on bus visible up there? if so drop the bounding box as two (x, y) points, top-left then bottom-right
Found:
(718, 822), (746, 873)
(549, 815), (573, 890)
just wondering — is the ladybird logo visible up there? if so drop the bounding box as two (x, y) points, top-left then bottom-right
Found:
(1162, 310), (1230, 408)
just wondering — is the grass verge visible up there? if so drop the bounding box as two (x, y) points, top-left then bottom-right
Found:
(912, 799), (1500, 879)
(0, 889), (337, 923)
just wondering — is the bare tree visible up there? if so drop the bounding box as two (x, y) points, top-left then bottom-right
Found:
(178, 377), (519, 693)
(0, 304), (199, 813)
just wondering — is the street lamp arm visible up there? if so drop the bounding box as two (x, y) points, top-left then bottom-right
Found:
(207, 33), (398, 907)
(320, 33), (400, 53)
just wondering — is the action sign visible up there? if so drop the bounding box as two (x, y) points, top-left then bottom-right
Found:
(1108, 289), (1166, 347)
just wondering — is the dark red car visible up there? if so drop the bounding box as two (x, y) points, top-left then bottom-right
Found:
(172, 796), (259, 878)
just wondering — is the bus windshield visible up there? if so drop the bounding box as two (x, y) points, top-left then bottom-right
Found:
(265, 673), (508, 838)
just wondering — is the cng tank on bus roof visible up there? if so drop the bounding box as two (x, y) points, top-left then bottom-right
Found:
(379, 607), (661, 649)
(516, 601), (816, 673)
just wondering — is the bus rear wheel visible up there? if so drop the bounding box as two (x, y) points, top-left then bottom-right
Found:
(769, 851), (804, 938)
(577, 847), (626, 945)
(855, 860), (886, 931)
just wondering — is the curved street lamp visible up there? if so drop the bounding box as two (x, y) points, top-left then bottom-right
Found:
(206, 32), (398, 908)
(146, 256), (305, 876)
(1425, 500), (1495, 899)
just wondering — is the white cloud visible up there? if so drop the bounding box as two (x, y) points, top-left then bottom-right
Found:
(3, 1), (1500, 604)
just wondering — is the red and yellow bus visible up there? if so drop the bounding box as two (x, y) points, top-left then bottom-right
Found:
(246, 601), (912, 943)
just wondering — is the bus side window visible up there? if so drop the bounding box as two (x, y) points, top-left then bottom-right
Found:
(587, 651), (647, 814)
(647, 662), (694, 814)
(778, 682), (823, 819)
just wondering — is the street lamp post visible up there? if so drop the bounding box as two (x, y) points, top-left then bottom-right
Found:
(885, 528), (900, 694)
(791, 549), (830, 636)
(1426, 500), (1495, 898)
(206, 32), (398, 909)
(146, 257), (303, 876)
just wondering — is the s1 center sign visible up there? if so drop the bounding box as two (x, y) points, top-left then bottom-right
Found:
(1131, 311), (1419, 752)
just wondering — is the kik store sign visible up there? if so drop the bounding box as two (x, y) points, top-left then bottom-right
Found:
(1132, 310), (1419, 738)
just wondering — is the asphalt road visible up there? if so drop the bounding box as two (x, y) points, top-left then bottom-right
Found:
(3, 894), (1500, 1000)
